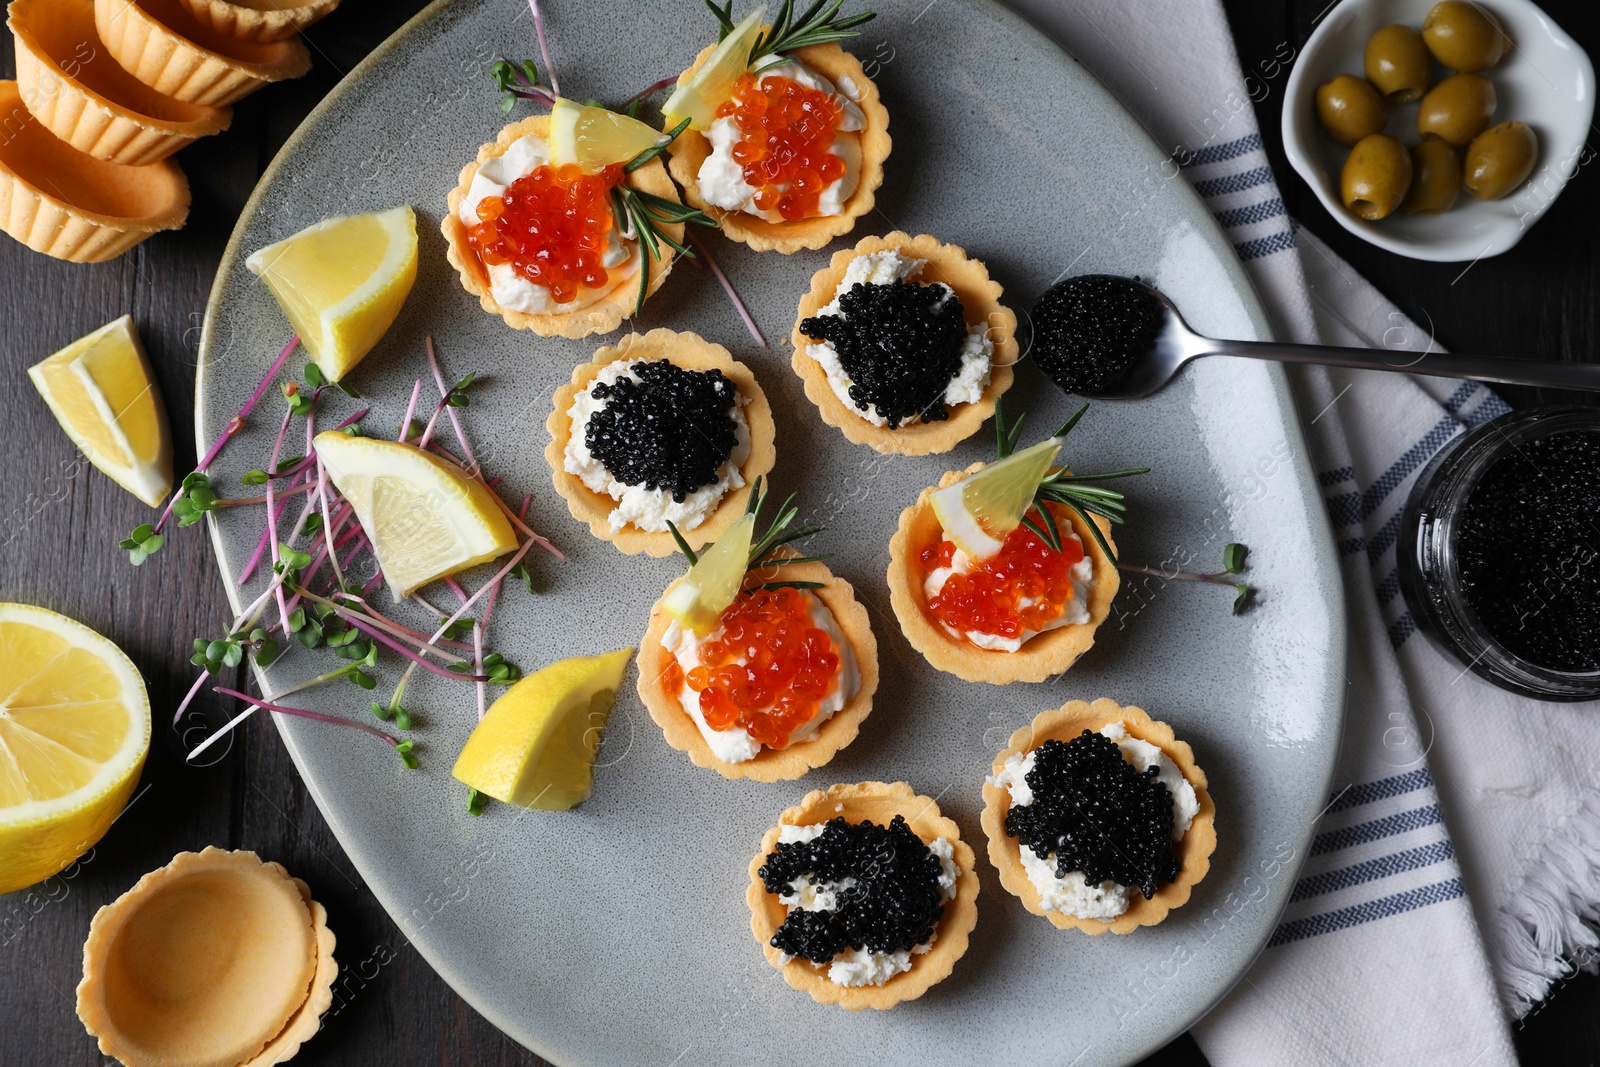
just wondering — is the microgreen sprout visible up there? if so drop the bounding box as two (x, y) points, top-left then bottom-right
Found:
(119, 523), (164, 565)
(490, 57), (555, 111)
(467, 788), (489, 816)
(1117, 542), (1258, 615)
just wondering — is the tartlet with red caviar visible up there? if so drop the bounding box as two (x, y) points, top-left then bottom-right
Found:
(662, 4), (890, 253)
(791, 231), (1017, 455)
(546, 329), (776, 556)
(886, 405), (1143, 684)
(748, 782), (979, 1010)
(980, 699), (1216, 934)
(637, 484), (879, 781)
(443, 109), (698, 338)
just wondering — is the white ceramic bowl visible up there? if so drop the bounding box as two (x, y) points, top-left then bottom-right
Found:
(1282, 0), (1594, 261)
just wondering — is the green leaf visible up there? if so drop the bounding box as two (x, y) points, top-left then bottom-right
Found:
(1232, 583), (1253, 615)
(351, 669), (377, 691)
(253, 637), (280, 667)
(1223, 543), (1248, 574)
(243, 469), (269, 486)
(303, 362), (326, 389)
(393, 706), (412, 731)
(395, 738), (418, 769)
(371, 700), (393, 721)
(467, 788), (489, 815)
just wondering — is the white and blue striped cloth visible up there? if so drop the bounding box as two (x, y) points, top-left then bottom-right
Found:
(1010, 0), (1600, 1063)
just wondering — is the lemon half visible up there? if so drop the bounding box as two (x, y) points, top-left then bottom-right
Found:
(452, 649), (635, 810)
(28, 316), (173, 508)
(246, 205), (418, 383)
(929, 437), (1064, 560)
(313, 432), (516, 600)
(0, 603), (150, 894)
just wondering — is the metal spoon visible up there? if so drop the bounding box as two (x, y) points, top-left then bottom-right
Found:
(1078, 277), (1600, 399)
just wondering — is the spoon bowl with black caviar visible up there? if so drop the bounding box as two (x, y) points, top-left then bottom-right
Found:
(1030, 274), (1600, 400)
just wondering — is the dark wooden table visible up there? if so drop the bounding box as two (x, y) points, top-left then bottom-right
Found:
(1, 1), (1595, 1063)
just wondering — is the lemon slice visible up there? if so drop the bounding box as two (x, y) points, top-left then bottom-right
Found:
(28, 316), (172, 508)
(452, 648), (635, 810)
(662, 513), (756, 634)
(550, 98), (672, 171)
(313, 432), (516, 600)
(663, 5), (767, 132)
(929, 437), (1065, 560)
(245, 205), (418, 384)
(0, 603), (151, 894)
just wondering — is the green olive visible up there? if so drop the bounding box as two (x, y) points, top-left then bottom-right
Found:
(1404, 139), (1462, 213)
(1463, 121), (1538, 200)
(1422, 1), (1509, 71)
(1341, 134), (1413, 220)
(1316, 74), (1388, 147)
(1364, 24), (1431, 103)
(1417, 72), (1496, 147)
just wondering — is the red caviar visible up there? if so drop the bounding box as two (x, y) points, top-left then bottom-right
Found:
(466, 162), (624, 304)
(714, 72), (846, 221)
(919, 507), (1087, 643)
(664, 586), (842, 749)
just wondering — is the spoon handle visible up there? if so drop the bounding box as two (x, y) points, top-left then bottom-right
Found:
(1205, 339), (1600, 392)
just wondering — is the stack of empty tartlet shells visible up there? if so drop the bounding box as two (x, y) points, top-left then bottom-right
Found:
(77, 847), (338, 1067)
(1, 0), (332, 262)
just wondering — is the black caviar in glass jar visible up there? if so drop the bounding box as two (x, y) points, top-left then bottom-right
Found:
(759, 815), (947, 964)
(1399, 406), (1600, 701)
(1029, 274), (1165, 396)
(1004, 731), (1178, 900)
(799, 279), (970, 429)
(585, 360), (739, 501)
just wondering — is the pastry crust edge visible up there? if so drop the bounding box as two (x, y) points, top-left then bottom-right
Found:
(746, 782), (980, 1009)
(637, 551), (879, 781)
(886, 465), (1120, 684)
(442, 115), (682, 339)
(979, 699), (1217, 934)
(789, 231), (1017, 455)
(664, 40), (889, 254)
(544, 328), (776, 556)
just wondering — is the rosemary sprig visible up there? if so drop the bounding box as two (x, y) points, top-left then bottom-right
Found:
(665, 477), (829, 590)
(612, 137), (716, 315)
(726, 0), (875, 61)
(995, 398), (1148, 565)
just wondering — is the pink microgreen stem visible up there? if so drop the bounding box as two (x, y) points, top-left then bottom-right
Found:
(481, 493), (533, 637)
(623, 75), (678, 110)
(416, 399), (448, 452)
(526, 0), (559, 95)
(218, 481), (316, 508)
(292, 587), (461, 663)
(203, 687), (400, 756)
(427, 338), (479, 476)
(156, 336), (300, 533)
(400, 379), (422, 442)
(473, 621), (487, 721)
(361, 570), (384, 597)
(444, 576), (470, 606)
(690, 232), (766, 348)
(239, 489), (293, 584)
(171, 671), (210, 727)
(264, 407), (295, 631)
(428, 538), (537, 643)
(333, 594), (474, 651)
(316, 456), (344, 590)
(339, 613), (488, 681)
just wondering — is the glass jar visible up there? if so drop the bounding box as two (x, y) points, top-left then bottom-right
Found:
(1398, 405), (1600, 702)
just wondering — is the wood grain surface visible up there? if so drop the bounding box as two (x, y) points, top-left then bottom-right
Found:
(0, 1), (1593, 1064)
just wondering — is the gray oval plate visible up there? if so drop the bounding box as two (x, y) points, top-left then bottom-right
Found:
(197, 1), (1346, 1063)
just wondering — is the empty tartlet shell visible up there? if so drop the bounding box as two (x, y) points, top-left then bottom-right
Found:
(76, 847), (336, 1067)
(747, 782), (979, 1010)
(637, 550), (880, 781)
(546, 329), (776, 556)
(176, 0), (340, 44)
(442, 115), (683, 338)
(790, 232), (1018, 455)
(95, 0), (311, 107)
(665, 39), (889, 253)
(980, 699), (1216, 935)
(9, 0), (232, 165)
(886, 465), (1120, 684)
(0, 80), (190, 262)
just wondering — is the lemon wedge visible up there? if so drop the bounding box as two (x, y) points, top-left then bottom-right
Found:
(550, 98), (672, 171)
(246, 205), (418, 384)
(662, 513), (755, 634)
(0, 603), (151, 894)
(929, 437), (1065, 560)
(452, 648), (635, 810)
(28, 316), (172, 508)
(313, 432), (516, 600)
(663, 5), (767, 132)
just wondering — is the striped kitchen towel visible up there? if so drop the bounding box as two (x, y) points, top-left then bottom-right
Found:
(1004, 0), (1600, 1062)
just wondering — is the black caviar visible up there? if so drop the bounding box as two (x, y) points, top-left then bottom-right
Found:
(1005, 731), (1178, 900)
(799, 280), (969, 429)
(1456, 430), (1600, 671)
(585, 360), (739, 501)
(759, 816), (947, 964)
(1029, 274), (1165, 396)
